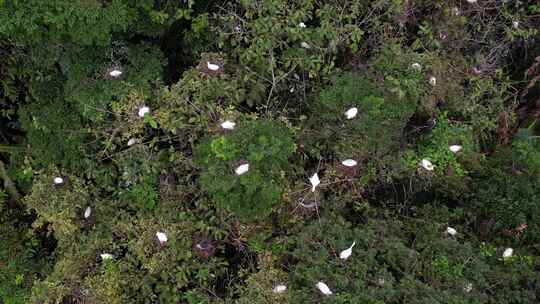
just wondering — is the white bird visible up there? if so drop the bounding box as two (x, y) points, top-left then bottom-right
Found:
(299, 22), (306, 28)
(220, 120), (236, 130)
(127, 138), (137, 146)
(429, 76), (437, 86)
(411, 62), (422, 71)
(463, 282), (473, 293)
(502, 248), (513, 259)
(341, 159), (357, 167)
(207, 62), (220, 71)
(452, 7), (460, 16)
(446, 226), (457, 236)
(466, 0), (477, 3)
(273, 284), (287, 294)
(345, 107), (358, 119)
(109, 69), (122, 78)
(316, 282), (333, 295)
(449, 145), (462, 153)
(420, 159), (435, 171)
(138, 106), (150, 118)
(84, 207), (92, 219)
(156, 232), (168, 244)
(100, 253), (114, 260)
(53, 177), (64, 185)
(300, 42), (311, 49)
(235, 163), (249, 175)
(309, 173), (320, 192)
(339, 241), (356, 260)
(512, 21), (519, 29)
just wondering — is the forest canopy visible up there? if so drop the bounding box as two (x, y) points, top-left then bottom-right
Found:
(0, 0), (539, 303)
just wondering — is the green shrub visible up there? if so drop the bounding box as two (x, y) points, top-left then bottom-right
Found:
(216, 0), (367, 109)
(285, 213), (540, 304)
(0, 207), (51, 304)
(471, 137), (540, 244)
(195, 119), (296, 219)
(305, 45), (424, 183)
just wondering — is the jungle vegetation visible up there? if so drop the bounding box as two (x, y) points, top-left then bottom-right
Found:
(0, 0), (539, 303)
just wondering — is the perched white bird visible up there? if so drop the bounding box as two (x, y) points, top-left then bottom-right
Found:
(127, 138), (138, 146)
(207, 62), (220, 71)
(446, 227), (457, 236)
(339, 241), (356, 260)
(298, 22), (306, 28)
(502, 248), (513, 259)
(466, 0), (477, 3)
(300, 42), (311, 49)
(109, 69), (122, 78)
(345, 107), (358, 119)
(100, 253), (114, 260)
(341, 159), (357, 167)
(138, 106), (150, 118)
(512, 21), (519, 29)
(316, 282), (333, 295)
(156, 232), (168, 244)
(429, 76), (437, 86)
(463, 282), (473, 293)
(420, 159), (435, 171)
(53, 177), (64, 185)
(309, 173), (320, 192)
(411, 62), (422, 71)
(84, 207), (92, 219)
(220, 120), (236, 130)
(273, 284), (287, 294)
(452, 7), (460, 16)
(449, 145), (462, 153)
(235, 163), (249, 175)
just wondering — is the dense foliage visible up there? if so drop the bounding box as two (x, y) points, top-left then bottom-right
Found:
(0, 0), (539, 303)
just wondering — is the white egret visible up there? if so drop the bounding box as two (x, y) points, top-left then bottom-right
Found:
(309, 173), (320, 192)
(100, 253), (114, 260)
(84, 207), (92, 219)
(220, 120), (236, 130)
(502, 248), (513, 259)
(345, 107), (358, 119)
(449, 145), (462, 153)
(138, 106), (150, 118)
(341, 159), (357, 167)
(156, 232), (168, 244)
(273, 284), (287, 294)
(339, 241), (356, 260)
(235, 163), (249, 175)
(207, 62), (220, 71)
(127, 138), (137, 146)
(316, 282), (333, 295)
(420, 159), (435, 171)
